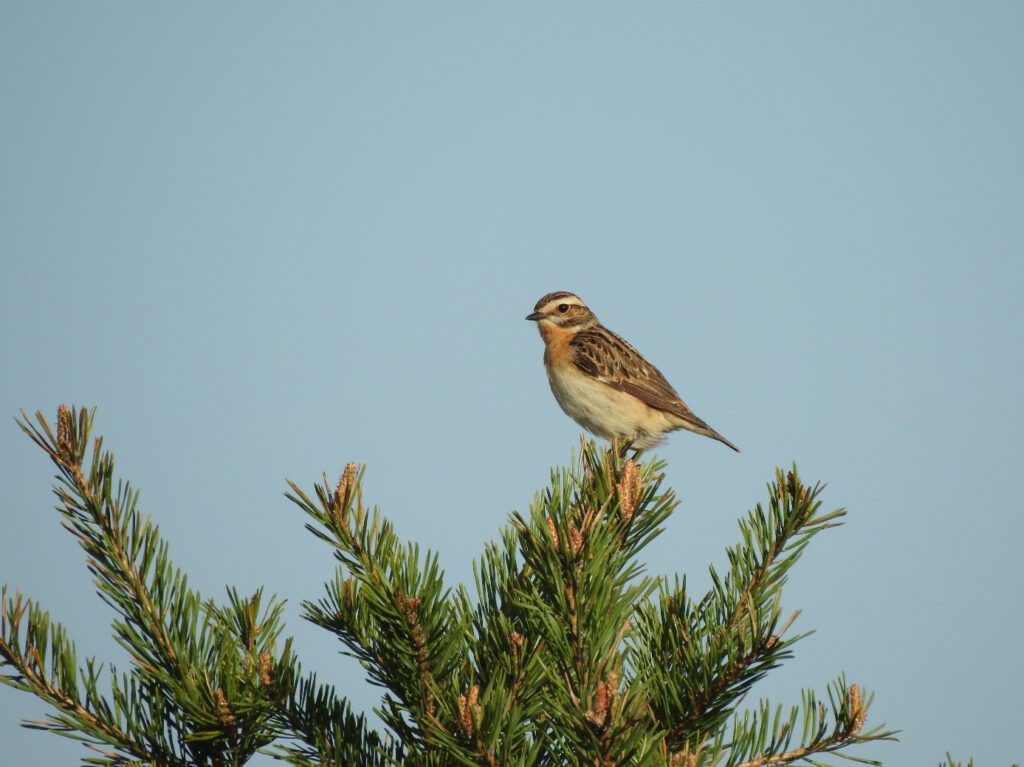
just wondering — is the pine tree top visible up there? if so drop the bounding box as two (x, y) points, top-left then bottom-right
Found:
(1, 405), (906, 767)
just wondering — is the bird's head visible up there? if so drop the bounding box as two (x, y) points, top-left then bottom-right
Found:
(526, 292), (598, 331)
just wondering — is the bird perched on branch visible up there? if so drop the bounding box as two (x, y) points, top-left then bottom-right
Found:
(526, 291), (739, 453)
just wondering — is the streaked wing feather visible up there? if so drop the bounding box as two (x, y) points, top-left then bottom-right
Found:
(570, 329), (709, 429)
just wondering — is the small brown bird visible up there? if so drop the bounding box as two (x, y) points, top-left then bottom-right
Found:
(526, 291), (739, 452)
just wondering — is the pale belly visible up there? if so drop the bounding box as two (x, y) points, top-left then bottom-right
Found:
(546, 364), (677, 448)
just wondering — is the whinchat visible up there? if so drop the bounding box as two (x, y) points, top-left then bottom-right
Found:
(527, 291), (739, 452)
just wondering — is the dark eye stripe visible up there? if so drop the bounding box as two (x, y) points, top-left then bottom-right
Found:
(534, 290), (576, 310)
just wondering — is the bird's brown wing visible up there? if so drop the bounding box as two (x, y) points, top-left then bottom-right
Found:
(570, 328), (711, 430)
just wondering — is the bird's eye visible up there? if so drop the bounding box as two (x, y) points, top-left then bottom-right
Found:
(558, 304), (570, 313)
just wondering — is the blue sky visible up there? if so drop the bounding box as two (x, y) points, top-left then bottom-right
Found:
(2, 3), (1022, 765)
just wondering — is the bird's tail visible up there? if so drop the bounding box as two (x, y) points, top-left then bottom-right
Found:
(707, 428), (740, 453)
(672, 411), (741, 453)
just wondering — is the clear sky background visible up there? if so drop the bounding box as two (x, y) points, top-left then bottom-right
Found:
(2, 3), (1022, 765)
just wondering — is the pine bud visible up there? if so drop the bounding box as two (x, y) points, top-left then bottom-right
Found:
(259, 651), (274, 688)
(458, 685), (482, 735)
(56, 404), (75, 463)
(586, 680), (610, 728)
(546, 517), (559, 547)
(848, 683), (867, 735)
(332, 463), (358, 525)
(619, 459), (640, 519)
(569, 525), (584, 555)
(215, 688), (235, 726)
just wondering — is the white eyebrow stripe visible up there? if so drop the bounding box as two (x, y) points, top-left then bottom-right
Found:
(543, 296), (586, 311)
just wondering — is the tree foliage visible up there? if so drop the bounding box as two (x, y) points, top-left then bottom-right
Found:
(2, 405), (900, 766)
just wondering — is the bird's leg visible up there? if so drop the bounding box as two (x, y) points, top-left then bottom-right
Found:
(617, 439), (634, 459)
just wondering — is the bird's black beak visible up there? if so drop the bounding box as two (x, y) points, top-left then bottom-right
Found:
(525, 311), (544, 321)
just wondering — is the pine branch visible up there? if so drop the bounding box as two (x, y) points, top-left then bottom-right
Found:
(721, 469), (845, 635)
(0, 587), (173, 765)
(6, 406), (298, 765)
(287, 465), (466, 756)
(633, 467), (846, 751)
(449, 528), (547, 767)
(18, 407), (181, 676)
(718, 678), (898, 767)
(507, 444), (674, 765)
(268, 665), (398, 767)
(4, 409), (902, 767)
